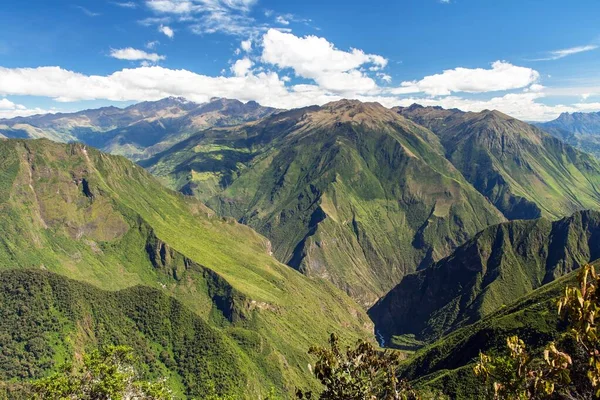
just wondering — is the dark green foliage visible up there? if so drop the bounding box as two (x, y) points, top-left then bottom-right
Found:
(402, 272), (572, 380)
(33, 345), (174, 400)
(472, 264), (600, 399)
(0, 269), (244, 398)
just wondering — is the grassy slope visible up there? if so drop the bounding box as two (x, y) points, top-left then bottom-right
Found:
(369, 210), (600, 343)
(0, 138), (373, 398)
(144, 100), (505, 306)
(397, 106), (600, 220)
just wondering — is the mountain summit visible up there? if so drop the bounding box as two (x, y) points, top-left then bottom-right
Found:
(537, 111), (600, 159)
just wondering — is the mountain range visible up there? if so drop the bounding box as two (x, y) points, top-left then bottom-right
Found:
(537, 111), (600, 159)
(2, 97), (600, 398)
(140, 99), (600, 306)
(141, 100), (510, 305)
(397, 105), (600, 220)
(0, 97), (277, 161)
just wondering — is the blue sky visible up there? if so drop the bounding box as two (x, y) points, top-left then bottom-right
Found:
(0, 0), (599, 121)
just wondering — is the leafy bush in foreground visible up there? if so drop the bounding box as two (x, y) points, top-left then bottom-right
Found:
(475, 264), (600, 399)
(296, 333), (422, 400)
(33, 345), (173, 400)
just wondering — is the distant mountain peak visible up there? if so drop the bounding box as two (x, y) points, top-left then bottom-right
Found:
(303, 99), (403, 129)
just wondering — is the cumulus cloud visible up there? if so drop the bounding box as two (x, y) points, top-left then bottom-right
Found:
(2, 30), (598, 121)
(0, 65), (599, 121)
(0, 98), (52, 119)
(159, 24), (175, 38)
(230, 58), (253, 76)
(391, 92), (577, 121)
(240, 39), (252, 52)
(110, 48), (166, 62)
(261, 29), (387, 94)
(393, 61), (540, 96)
(0, 66), (290, 104)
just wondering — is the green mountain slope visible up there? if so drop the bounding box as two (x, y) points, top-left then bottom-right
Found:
(142, 100), (505, 306)
(369, 210), (600, 343)
(537, 111), (600, 159)
(403, 270), (579, 399)
(0, 98), (276, 161)
(396, 105), (600, 220)
(0, 138), (373, 398)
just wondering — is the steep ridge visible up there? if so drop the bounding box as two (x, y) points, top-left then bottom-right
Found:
(143, 100), (505, 306)
(369, 210), (600, 343)
(396, 105), (600, 220)
(0, 138), (373, 397)
(537, 111), (600, 159)
(0, 98), (276, 160)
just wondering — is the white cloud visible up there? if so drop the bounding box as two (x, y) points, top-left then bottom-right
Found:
(74, 6), (101, 17)
(113, 1), (137, 8)
(533, 45), (598, 61)
(378, 73), (392, 83)
(159, 24), (175, 38)
(527, 84), (545, 93)
(275, 16), (289, 25)
(240, 39), (252, 52)
(146, 0), (193, 13)
(0, 98), (21, 110)
(2, 27), (598, 123)
(110, 48), (166, 62)
(261, 29), (387, 94)
(0, 66), (291, 105)
(230, 58), (253, 76)
(145, 0), (258, 36)
(138, 16), (172, 26)
(1, 65), (599, 121)
(146, 40), (160, 49)
(394, 61), (540, 96)
(0, 98), (52, 119)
